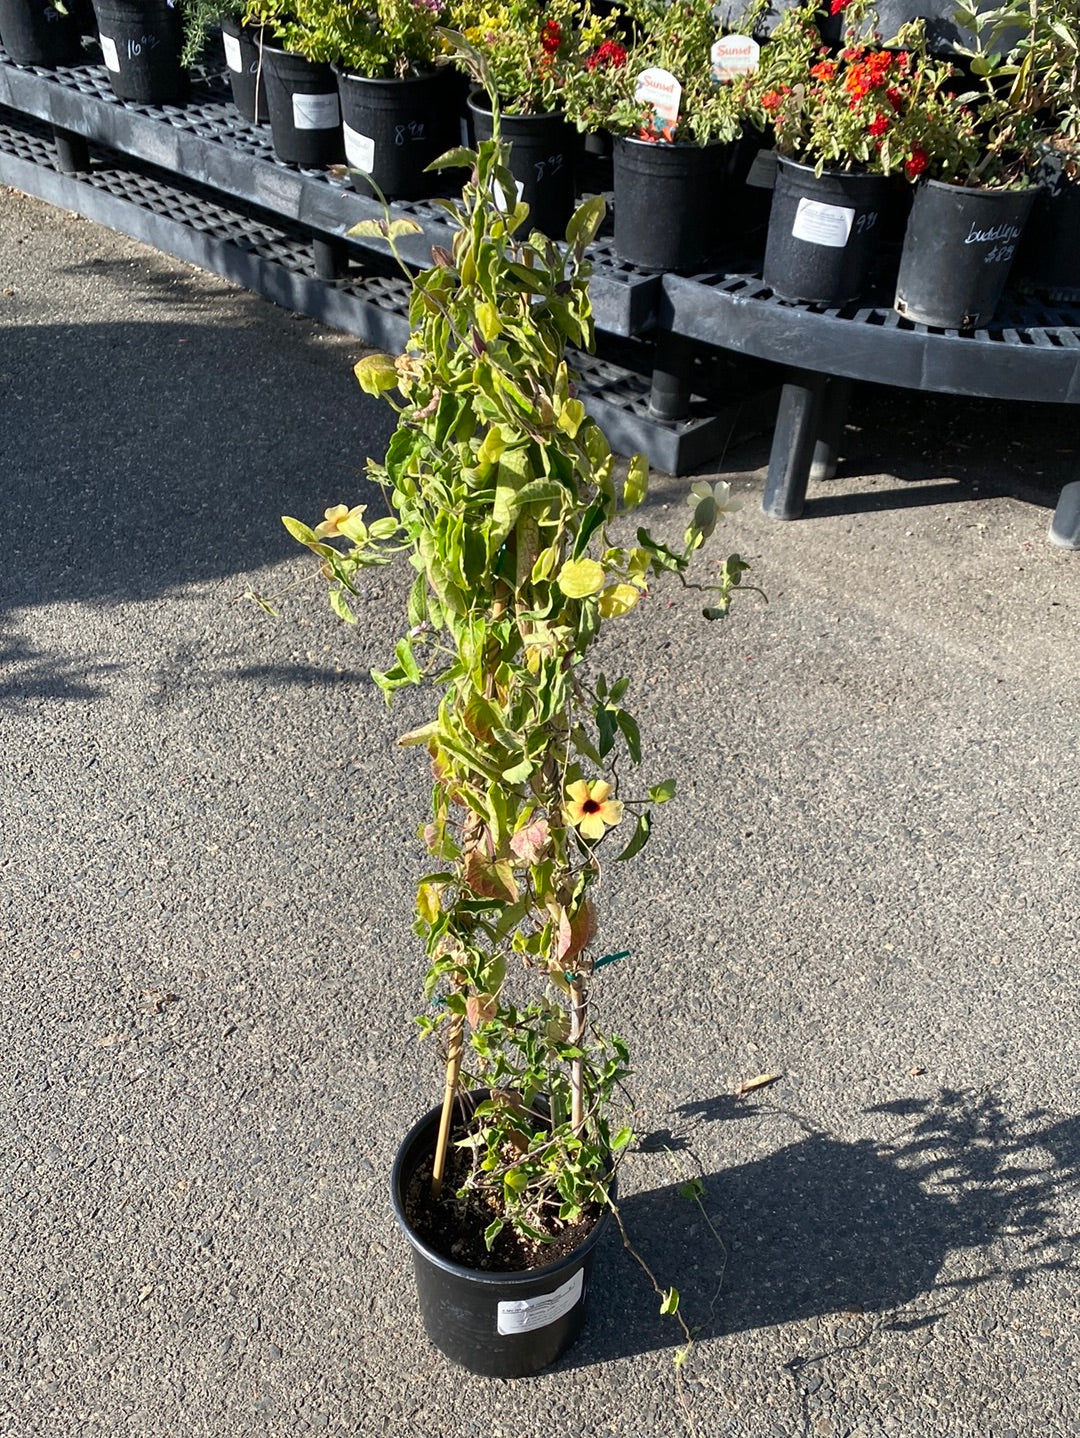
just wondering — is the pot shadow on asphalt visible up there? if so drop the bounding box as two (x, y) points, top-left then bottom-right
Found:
(0, 317), (394, 619)
(557, 1086), (1080, 1369)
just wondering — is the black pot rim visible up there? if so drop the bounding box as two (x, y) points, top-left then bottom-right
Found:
(776, 153), (883, 180)
(333, 63), (446, 85)
(913, 176), (1041, 199)
(466, 88), (563, 122)
(614, 132), (730, 154)
(391, 1097), (613, 1290)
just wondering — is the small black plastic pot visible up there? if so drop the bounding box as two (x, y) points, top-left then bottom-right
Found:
(260, 40), (343, 168)
(391, 1097), (611, 1378)
(894, 178), (1038, 329)
(91, 0), (186, 104)
(612, 134), (732, 273)
(1015, 153), (1080, 301)
(468, 92), (576, 241)
(335, 66), (459, 201)
(0, 0), (82, 67)
(220, 16), (268, 125)
(763, 156), (890, 306)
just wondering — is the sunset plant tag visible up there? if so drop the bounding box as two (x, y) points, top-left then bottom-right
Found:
(343, 124), (375, 172)
(497, 1269), (584, 1335)
(711, 34), (759, 82)
(634, 67), (681, 134)
(223, 30), (242, 72)
(99, 33), (120, 71)
(292, 91), (340, 131)
(791, 198), (855, 248)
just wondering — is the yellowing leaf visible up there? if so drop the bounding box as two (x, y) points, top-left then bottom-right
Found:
(598, 583), (642, 618)
(556, 397), (586, 438)
(624, 453), (649, 510)
(735, 1072), (781, 1098)
(476, 300), (501, 343)
(557, 557), (605, 598)
(416, 882), (442, 925)
(354, 353), (400, 396)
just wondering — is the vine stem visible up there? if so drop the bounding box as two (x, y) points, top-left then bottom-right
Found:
(431, 1013), (464, 1200)
(569, 978), (587, 1132)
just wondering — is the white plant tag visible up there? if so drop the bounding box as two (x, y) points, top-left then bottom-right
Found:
(223, 31), (243, 72)
(292, 91), (340, 131)
(459, 115), (470, 146)
(497, 1269), (584, 1336)
(493, 176), (525, 211)
(745, 147), (777, 189)
(343, 124), (375, 171)
(99, 32), (120, 72)
(791, 198), (855, 248)
(711, 34), (759, 82)
(634, 66), (681, 134)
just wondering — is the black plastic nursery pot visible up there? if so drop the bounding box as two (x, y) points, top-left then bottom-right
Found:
(335, 66), (459, 201)
(468, 92), (577, 241)
(0, 0), (82, 67)
(390, 1099), (611, 1378)
(220, 16), (268, 125)
(91, 0), (186, 104)
(894, 178), (1038, 330)
(612, 135), (731, 273)
(260, 40), (343, 168)
(763, 156), (890, 306)
(1015, 155), (1080, 301)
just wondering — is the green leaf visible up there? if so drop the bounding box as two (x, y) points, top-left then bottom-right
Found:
(329, 588), (356, 624)
(427, 145), (476, 171)
(624, 454), (649, 510)
(660, 1288), (680, 1316)
(565, 193), (606, 252)
(353, 353), (400, 396)
(483, 1218), (505, 1249)
(557, 557), (605, 599)
(612, 1127), (633, 1151)
(615, 811), (651, 862)
(282, 515), (318, 545)
(647, 778), (677, 803)
(678, 1178), (705, 1200)
(616, 709), (641, 765)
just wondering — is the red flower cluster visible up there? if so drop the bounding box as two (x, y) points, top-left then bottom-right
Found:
(585, 38), (627, 71)
(904, 146), (929, 178)
(540, 19), (561, 54)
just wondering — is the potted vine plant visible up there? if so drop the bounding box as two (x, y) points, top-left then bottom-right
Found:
(887, 7), (1041, 328)
(450, 0), (619, 237)
(566, 0), (766, 272)
(744, 0), (963, 305)
(277, 125), (748, 1375)
(241, 0), (343, 167)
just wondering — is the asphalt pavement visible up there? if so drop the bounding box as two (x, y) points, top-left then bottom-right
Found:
(2, 184), (1079, 1438)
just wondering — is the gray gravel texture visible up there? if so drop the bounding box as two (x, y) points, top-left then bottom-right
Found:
(1, 186), (1079, 1438)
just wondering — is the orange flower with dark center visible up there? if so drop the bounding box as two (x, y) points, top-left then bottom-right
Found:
(565, 780), (623, 842)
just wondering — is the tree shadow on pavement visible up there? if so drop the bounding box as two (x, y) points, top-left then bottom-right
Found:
(559, 1087), (1080, 1369)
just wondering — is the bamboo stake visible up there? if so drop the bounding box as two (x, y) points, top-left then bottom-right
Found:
(569, 979), (586, 1134)
(431, 1012), (464, 1200)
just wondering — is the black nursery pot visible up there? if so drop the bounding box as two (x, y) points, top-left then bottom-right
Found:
(260, 40), (343, 168)
(391, 1099), (611, 1378)
(335, 66), (459, 201)
(92, 0), (186, 104)
(468, 92), (576, 240)
(894, 178), (1038, 329)
(763, 156), (890, 306)
(1015, 153), (1080, 301)
(612, 134), (731, 273)
(0, 0), (82, 67)
(220, 15), (268, 125)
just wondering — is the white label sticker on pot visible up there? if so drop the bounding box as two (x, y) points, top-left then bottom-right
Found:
(497, 1269), (583, 1336)
(459, 115), (470, 146)
(292, 91), (340, 131)
(99, 32), (121, 72)
(343, 124), (375, 172)
(791, 198), (855, 248)
(493, 176), (525, 212)
(223, 31), (243, 72)
(711, 34), (759, 82)
(746, 147), (777, 189)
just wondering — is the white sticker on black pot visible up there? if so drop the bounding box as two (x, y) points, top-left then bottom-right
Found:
(746, 147), (777, 190)
(223, 31), (243, 72)
(99, 32), (121, 72)
(344, 124), (375, 172)
(791, 198), (855, 248)
(292, 91), (340, 131)
(496, 1268), (583, 1336)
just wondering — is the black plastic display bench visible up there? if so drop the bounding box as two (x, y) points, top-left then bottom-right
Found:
(658, 269), (1080, 547)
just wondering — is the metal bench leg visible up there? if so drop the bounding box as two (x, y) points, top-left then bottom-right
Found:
(762, 369), (828, 520)
(312, 237), (349, 281)
(810, 375), (851, 484)
(52, 126), (90, 175)
(648, 331), (694, 423)
(1049, 480), (1080, 549)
